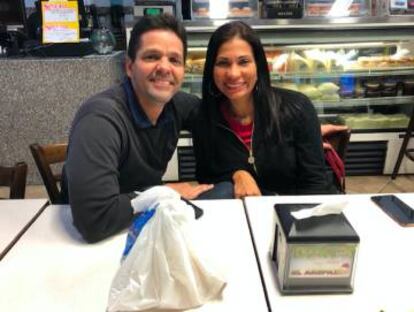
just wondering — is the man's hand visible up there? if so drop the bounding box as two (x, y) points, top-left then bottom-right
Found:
(166, 182), (214, 200)
(232, 170), (261, 199)
(321, 124), (348, 137)
(321, 124), (348, 150)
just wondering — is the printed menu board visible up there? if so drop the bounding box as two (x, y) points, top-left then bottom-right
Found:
(41, 0), (80, 43)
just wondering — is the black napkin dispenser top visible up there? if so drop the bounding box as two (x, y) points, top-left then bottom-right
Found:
(270, 203), (359, 294)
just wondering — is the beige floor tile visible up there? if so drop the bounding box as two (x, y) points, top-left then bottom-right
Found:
(346, 175), (414, 194)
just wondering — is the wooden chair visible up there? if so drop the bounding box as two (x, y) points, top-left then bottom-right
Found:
(391, 109), (414, 179)
(0, 162), (28, 199)
(30, 143), (67, 204)
(324, 128), (351, 161)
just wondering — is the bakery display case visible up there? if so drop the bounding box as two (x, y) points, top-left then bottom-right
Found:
(266, 40), (414, 131)
(181, 16), (414, 175)
(191, 0), (259, 19)
(304, 0), (371, 17)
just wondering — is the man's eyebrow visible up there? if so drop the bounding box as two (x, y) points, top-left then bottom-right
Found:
(140, 49), (182, 58)
(168, 51), (183, 58)
(141, 49), (161, 54)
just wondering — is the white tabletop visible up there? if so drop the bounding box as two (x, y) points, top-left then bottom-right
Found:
(0, 199), (268, 312)
(245, 194), (414, 312)
(0, 199), (48, 259)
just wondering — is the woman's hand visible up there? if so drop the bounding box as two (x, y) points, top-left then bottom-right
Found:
(166, 182), (213, 200)
(232, 170), (261, 199)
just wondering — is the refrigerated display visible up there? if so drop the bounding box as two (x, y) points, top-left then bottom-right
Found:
(304, 0), (371, 17)
(388, 0), (414, 15)
(190, 0), (259, 19)
(181, 16), (414, 175)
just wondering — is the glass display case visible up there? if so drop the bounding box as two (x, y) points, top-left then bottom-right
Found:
(191, 0), (259, 19)
(304, 0), (371, 17)
(181, 16), (414, 175)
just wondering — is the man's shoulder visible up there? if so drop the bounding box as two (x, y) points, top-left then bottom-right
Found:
(78, 84), (126, 116)
(170, 91), (201, 119)
(172, 91), (201, 106)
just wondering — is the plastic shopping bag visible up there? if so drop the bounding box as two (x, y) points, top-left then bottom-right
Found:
(107, 186), (227, 312)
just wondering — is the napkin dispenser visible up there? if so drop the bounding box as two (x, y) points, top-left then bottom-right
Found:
(270, 203), (359, 294)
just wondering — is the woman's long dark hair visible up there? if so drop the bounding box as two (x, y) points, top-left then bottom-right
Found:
(201, 21), (282, 149)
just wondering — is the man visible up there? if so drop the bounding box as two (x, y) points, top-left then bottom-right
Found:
(61, 14), (214, 243)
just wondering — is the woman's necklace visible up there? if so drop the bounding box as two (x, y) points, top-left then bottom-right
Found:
(226, 103), (254, 125)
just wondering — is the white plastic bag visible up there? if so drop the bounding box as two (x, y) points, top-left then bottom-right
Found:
(107, 186), (226, 312)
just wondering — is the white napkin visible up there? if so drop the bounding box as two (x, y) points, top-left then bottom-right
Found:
(291, 200), (348, 220)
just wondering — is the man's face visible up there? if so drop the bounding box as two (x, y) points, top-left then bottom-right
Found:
(126, 29), (185, 108)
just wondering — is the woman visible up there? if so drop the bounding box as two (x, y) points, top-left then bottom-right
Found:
(192, 21), (332, 198)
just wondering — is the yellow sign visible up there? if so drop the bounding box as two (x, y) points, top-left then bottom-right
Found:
(41, 1), (80, 43)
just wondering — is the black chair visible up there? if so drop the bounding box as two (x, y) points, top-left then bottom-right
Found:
(0, 162), (28, 199)
(391, 110), (414, 179)
(30, 143), (67, 204)
(324, 128), (351, 161)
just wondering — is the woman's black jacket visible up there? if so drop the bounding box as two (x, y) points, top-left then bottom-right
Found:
(192, 87), (331, 195)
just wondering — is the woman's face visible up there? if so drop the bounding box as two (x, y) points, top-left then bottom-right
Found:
(213, 37), (257, 105)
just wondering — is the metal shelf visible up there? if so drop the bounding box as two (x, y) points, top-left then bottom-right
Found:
(183, 16), (414, 32)
(313, 96), (414, 107)
(271, 67), (414, 80)
(185, 68), (414, 81)
(182, 16), (414, 46)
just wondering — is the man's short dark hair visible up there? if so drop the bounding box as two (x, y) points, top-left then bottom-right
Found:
(127, 13), (187, 62)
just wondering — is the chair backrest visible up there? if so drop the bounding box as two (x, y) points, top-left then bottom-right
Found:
(323, 128), (351, 194)
(30, 143), (67, 204)
(0, 162), (28, 199)
(324, 128), (351, 161)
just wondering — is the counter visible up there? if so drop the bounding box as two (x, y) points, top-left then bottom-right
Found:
(0, 52), (126, 183)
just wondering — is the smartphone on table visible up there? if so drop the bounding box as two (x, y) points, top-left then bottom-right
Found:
(371, 195), (414, 227)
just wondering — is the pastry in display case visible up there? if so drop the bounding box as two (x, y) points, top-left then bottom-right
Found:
(262, 0), (304, 18)
(391, 0), (414, 14)
(191, 0), (258, 19)
(305, 0), (371, 17)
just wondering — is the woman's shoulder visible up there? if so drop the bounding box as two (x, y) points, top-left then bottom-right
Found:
(272, 87), (314, 116)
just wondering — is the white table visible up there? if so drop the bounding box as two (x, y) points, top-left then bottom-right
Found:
(0, 199), (48, 260)
(0, 199), (268, 312)
(245, 194), (414, 312)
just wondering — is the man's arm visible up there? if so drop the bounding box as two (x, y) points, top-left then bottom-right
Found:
(65, 114), (134, 243)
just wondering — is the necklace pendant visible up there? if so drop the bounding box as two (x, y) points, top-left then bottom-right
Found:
(248, 156), (255, 164)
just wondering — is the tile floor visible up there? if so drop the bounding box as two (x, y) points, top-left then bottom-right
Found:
(345, 175), (414, 194)
(2, 175), (414, 199)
